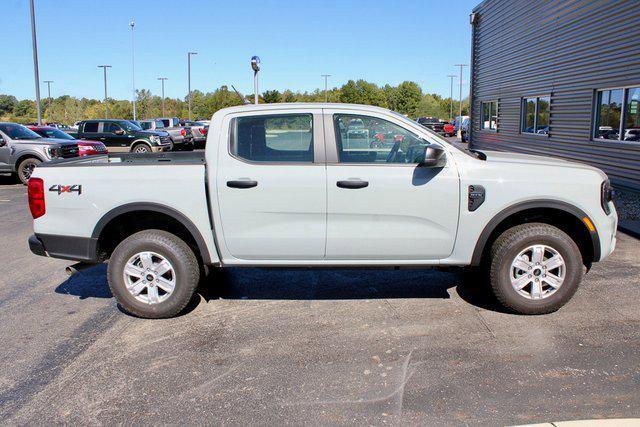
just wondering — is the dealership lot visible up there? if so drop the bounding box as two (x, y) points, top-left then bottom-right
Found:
(0, 177), (639, 424)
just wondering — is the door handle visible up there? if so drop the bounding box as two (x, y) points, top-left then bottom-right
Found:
(337, 180), (369, 189)
(227, 180), (258, 189)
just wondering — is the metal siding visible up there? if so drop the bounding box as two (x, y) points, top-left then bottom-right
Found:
(470, 0), (640, 191)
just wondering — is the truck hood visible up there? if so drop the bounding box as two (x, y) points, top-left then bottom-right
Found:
(476, 149), (604, 173)
(136, 130), (169, 137)
(13, 138), (78, 146)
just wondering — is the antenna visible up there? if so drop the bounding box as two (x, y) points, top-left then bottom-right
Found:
(231, 85), (250, 105)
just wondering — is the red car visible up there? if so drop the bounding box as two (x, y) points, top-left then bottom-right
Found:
(28, 126), (107, 156)
(442, 123), (455, 137)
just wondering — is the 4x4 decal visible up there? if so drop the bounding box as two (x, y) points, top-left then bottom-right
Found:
(49, 184), (82, 195)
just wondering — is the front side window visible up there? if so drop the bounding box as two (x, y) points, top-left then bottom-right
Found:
(104, 122), (122, 133)
(334, 114), (427, 164)
(481, 101), (498, 130)
(231, 114), (313, 163)
(522, 96), (550, 134)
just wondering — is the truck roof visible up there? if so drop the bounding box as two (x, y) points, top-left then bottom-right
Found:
(213, 102), (396, 117)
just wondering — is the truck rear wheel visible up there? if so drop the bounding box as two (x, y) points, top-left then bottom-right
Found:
(108, 230), (200, 318)
(488, 223), (583, 314)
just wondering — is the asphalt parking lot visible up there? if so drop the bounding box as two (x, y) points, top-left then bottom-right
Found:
(0, 175), (639, 425)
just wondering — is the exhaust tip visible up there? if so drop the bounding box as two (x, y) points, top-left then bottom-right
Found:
(66, 262), (95, 276)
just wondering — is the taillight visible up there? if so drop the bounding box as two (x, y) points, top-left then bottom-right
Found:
(28, 177), (46, 219)
(601, 179), (614, 215)
(180, 128), (186, 136)
(201, 127), (208, 135)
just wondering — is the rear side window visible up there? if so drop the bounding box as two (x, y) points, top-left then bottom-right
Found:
(83, 122), (99, 133)
(230, 114), (313, 163)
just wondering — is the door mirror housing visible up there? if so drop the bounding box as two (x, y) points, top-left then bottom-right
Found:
(114, 129), (125, 135)
(418, 144), (446, 167)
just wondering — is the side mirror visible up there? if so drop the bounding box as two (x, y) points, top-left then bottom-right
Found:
(419, 144), (446, 167)
(0, 137), (5, 147)
(114, 129), (125, 135)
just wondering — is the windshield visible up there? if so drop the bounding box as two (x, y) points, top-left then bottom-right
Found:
(33, 128), (75, 140)
(120, 121), (141, 131)
(0, 124), (42, 140)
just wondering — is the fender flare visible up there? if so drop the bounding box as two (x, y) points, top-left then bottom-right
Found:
(470, 199), (601, 266)
(92, 202), (212, 264)
(14, 151), (46, 170)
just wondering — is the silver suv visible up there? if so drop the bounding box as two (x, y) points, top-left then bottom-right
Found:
(0, 123), (79, 184)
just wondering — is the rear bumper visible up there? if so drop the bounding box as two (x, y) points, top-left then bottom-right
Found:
(29, 233), (99, 262)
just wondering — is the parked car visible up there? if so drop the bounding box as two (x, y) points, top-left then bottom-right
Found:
(417, 116), (445, 133)
(0, 122), (79, 184)
(75, 120), (172, 153)
(460, 117), (470, 142)
(28, 126), (107, 157)
(28, 103), (617, 319)
(180, 120), (208, 148)
(134, 119), (194, 151)
(442, 122), (455, 137)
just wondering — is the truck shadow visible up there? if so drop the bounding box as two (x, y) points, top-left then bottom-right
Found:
(0, 174), (20, 186)
(54, 264), (505, 314)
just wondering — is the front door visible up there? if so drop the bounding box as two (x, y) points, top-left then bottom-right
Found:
(100, 122), (130, 152)
(324, 110), (460, 260)
(216, 110), (326, 261)
(0, 131), (11, 172)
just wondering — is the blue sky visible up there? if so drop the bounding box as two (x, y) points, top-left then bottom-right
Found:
(1, 0), (477, 101)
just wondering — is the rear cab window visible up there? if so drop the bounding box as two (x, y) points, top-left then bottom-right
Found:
(83, 122), (99, 133)
(230, 114), (314, 163)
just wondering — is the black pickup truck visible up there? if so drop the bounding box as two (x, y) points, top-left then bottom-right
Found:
(72, 120), (173, 153)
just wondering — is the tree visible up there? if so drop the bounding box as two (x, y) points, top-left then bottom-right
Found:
(262, 90), (281, 103)
(0, 95), (17, 116)
(415, 94), (447, 119)
(394, 81), (422, 117)
(13, 100), (36, 118)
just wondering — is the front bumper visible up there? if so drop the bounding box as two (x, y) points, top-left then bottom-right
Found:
(151, 143), (172, 153)
(29, 234), (99, 262)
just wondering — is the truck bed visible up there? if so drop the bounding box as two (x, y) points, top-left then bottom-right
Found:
(40, 151), (205, 168)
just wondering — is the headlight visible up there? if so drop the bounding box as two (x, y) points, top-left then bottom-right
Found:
(149, 135), (160, 144)
(47, 147), (61, 158)
(601, 179), (613, 215)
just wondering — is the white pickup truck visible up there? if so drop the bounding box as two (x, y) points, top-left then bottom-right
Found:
(27, 103), (617, 318)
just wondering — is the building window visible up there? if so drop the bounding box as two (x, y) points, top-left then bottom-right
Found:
(594, 87), (640, 142)
(481, 100), (498, 130)
(521, 96), (550, 135)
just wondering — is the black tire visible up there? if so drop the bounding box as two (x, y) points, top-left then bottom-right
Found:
(17, 157), (41, 185)
(131, 143), (151, 154)
(108, 230), (200, 318)
(488, 223), (583, 315)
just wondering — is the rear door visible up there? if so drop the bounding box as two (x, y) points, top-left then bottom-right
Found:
(216, 109), (326, 261)
(323, 109), (460, 260)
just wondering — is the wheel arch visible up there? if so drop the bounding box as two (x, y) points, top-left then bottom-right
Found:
(471, 200), (601, 267)
(92, 202), (212, 264)
(130, 139), (153, 151)
(15, 152), (45, 170)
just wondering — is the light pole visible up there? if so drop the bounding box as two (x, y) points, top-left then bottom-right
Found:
(43, 80), (53, 115)
(321, 74), (331, 102)
(158, 77), (168, 116)
(187, 51), (197, 120)
(29, 0), (42, 125)
(98, 65), (112, 119)
(130, 20), (136, 120)
(454, 64), (469, 138)
(251, 56), (260, 104)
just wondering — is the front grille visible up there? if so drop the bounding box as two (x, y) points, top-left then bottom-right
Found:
(60, 144), (79, 158)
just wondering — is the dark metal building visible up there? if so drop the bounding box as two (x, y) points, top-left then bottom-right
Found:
(469, 0), (640, 191)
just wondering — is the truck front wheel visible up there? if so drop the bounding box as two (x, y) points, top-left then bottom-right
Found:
(488, 223), (583, 314)
(108, 230), (200, 318)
